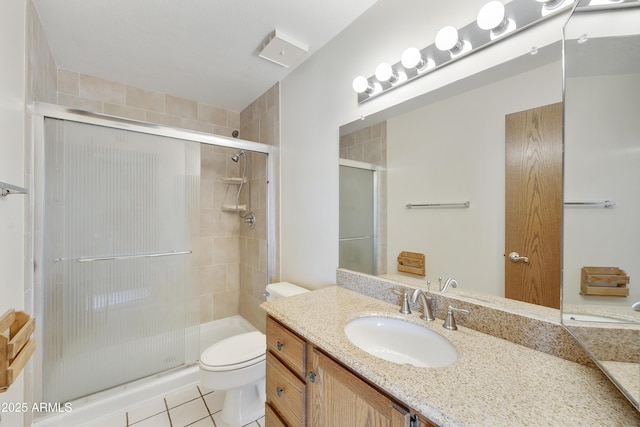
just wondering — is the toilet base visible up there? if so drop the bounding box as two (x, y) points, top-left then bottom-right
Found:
(220, 380), (266, 425)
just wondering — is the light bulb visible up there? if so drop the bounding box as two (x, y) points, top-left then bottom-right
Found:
(401, 47), (422, 69)
(352, 76), (371, 94)
(477, 1), (506, 31)
(435, 26), (460, 52)
(537, 0), (562, 7)
(375, 62), (396, 82)
(435, 26), (471, 57)
(401, 47), (435, 73)
(477, 1), (516, 39)
(538, 0), (574, 16)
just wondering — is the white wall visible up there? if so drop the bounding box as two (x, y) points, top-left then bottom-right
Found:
(279, 0), (570, 288)
(387, 61), (561, 296)
(564, 73), (640, 306)
(0, 1), (26, 424)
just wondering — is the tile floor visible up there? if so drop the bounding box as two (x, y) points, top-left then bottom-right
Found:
(86, 385), (265, 427)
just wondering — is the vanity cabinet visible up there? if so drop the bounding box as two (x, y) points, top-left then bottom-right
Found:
(266, 316), (437, 427)
(266, 315), (308, 425)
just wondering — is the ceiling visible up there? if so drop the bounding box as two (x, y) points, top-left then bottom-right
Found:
(33, 0), (378, 112)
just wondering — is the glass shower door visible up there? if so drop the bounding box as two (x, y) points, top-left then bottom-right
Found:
(41, 118), (200, 403)
(339, 164), (376, 275)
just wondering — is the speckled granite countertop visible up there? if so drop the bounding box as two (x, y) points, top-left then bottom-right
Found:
(262, 286), (640, 426)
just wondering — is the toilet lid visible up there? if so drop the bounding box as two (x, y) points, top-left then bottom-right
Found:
(200, 331), (266, 369)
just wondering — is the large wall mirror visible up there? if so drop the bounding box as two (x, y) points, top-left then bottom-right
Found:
(339, 0), (639, 410)
(340, 44), (565, 302)
(562, 0), (640, 410)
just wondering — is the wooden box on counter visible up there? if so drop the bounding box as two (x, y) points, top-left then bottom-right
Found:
(0, 309), (36, 392)
(397, 251), (425, 276)
(580, 266), (629, 297)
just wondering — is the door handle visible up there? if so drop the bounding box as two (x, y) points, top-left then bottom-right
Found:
(508, 252), (529, 263)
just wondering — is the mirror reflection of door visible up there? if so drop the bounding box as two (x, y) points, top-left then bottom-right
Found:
(339, 163), (376, 275)
(505, 102), (563, 309)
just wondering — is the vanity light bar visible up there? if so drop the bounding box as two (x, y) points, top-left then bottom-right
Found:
(353, 0), (576, 103)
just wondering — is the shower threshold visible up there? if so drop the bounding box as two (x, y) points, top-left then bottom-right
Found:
(33, 363), (199, 427)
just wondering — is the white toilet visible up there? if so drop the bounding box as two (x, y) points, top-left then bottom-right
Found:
(199, 282), (308, 425)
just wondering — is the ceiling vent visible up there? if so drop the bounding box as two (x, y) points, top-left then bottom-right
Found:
(258, 30), (308, 68)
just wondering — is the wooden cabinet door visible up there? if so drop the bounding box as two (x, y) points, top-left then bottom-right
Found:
(505, 102), (563, 309)
(308, 347), (412, 427)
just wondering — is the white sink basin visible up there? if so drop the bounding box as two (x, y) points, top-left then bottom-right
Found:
(344, 316), (457, 367)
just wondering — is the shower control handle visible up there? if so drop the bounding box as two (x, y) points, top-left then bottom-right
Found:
(276, 341), (284, 351)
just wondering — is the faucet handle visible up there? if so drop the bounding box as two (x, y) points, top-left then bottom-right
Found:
(390, 287), (412, 314)
(443, 306), (469, 330)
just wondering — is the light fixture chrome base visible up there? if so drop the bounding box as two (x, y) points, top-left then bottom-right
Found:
(355, 0), (576, 104)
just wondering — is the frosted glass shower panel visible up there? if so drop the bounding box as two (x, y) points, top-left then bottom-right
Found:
(339, 165), (375, 275)
(42, 119), (200, 403)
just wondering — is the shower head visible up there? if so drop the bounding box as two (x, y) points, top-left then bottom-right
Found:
(231, 150), (245, 162)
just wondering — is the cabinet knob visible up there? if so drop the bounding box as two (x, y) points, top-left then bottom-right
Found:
(309, 371), (317, 383)
(276, 341), (284, 351)
(276, 386), (283, 397)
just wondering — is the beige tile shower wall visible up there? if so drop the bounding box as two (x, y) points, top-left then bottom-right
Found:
(199, 145), (247, 323)
(56, 69), (241, 138)
(28, 0), (58, 105)
(339, 122), (388, 275)
(238, 83), (279, 333)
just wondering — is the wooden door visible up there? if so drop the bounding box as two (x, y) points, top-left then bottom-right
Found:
(505, 103), (562, 309)
(307, 347), (412, 427)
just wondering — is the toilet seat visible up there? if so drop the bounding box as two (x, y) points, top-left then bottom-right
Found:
(200, 331), (266, 372)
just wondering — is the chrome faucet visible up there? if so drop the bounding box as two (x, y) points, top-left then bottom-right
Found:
(411, 288), (435, 321)
(440, 277), (458, 293)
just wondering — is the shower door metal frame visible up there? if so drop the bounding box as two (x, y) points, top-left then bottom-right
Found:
(28, 102), (275, 416)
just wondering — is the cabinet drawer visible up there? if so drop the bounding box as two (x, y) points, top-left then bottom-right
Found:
(266, 316), (306, 378)
(265, 402), (287, 427)
(266, 352), (306, 426)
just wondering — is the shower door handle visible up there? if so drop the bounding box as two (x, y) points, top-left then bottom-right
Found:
(54, 250), (192, 263)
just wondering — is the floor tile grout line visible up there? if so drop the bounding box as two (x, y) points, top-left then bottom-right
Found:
(164, 397), (173, 427)
(197, 385), (218, 427)
(126, 399), (169, 426)
(184, 414), (216, 427)
(166, 385), (204, 410)
(197, 386), (210, 413)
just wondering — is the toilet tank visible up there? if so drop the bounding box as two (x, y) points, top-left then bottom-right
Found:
(266, 282), (309, 301)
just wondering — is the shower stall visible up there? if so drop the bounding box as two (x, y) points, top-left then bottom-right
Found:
(30, 104), (273, 423)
